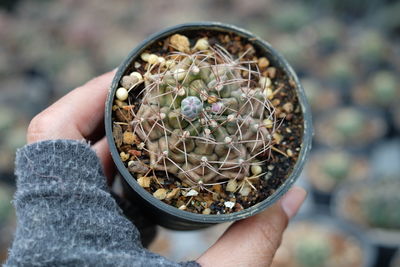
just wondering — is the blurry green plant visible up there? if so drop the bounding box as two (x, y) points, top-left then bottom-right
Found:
(321, 152), (351, 182)
(294, 234), (331, 267)
(355, 31), (387, 65)
(333, 108), (364, 138)
(360, 179), (400, 229)
(370, 71), (398, 106)
(270, 3), (310, 32)
(327, 54), (354, 87)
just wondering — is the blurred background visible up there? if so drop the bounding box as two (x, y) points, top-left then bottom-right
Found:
(0, 0), (399, 266)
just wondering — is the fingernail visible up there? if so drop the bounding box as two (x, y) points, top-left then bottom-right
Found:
(280, 187), (307, 219)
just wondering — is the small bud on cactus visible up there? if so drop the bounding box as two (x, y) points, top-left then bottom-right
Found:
(181, 96), (203, 120)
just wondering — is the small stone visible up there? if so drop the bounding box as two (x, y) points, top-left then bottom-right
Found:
(263, 88), (273, 99)
(212, 184), (222, 193)
(226, 179), (238, 192)
(193, 38), (209, 51)
(268, 165), (275, 171)
(273, 133), (283, 144)
(170, 34), (190, 52)
(147, 54), (159, 65)
(179, 205), (187, 210)
(153, 188), (167, 200)
(119, 152), (129, 161)
(128, 160), (149, 174)
(123, 131), (137, 145)
(286, 149), (293, 157)
(283, 102), (294, 113)
(259, 76), (272, 89)
(251, 165), (262, 175)
(140, 53), (150, 61)
(130, 71), (143, 82)
(137, 142), (145, 150)
(263, 119), (274, 128)
(239, 184), (252, 196)
(185, 189), (199, 197)
(258, 57), (270, 68)
(166, 188), (180, 199)
(202, 208), (211, 215)
(224, 201), (235, 209)
(137, 176), (151, 188)
(116, 87), (128, 101)
(121, 75), (136, 89)
(266, 67), (277, 79)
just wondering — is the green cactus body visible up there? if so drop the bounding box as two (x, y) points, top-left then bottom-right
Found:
(360, 180), (400, 229)
(131, 44), (278, 185)
(321, 152), (351, 181)
(294, 235), (330, 267)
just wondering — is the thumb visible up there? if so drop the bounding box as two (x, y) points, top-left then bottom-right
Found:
(197, 186), (307, 267)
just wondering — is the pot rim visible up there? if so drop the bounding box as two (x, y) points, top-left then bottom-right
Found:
(105, 21), (313, 223)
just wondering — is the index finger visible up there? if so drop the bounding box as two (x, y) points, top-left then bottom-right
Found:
(28, 70), (116, 143)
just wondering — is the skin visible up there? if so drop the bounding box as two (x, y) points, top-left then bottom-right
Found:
(27, 70), (307, 267)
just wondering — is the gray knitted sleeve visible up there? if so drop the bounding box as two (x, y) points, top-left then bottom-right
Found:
(5, 140), (200, 267)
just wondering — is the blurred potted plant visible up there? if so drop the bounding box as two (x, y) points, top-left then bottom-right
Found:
(334, 178), (400, 263)
(306, 149), (369, 205)
(315, 107), (387, 149)
(352, 70), (399, 109)
(271, 214), (376, 267)
(301, 78), (341, 114)
(105, 22), (312, 230)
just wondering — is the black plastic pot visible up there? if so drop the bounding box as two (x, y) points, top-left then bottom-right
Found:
(105, 22), (313, 230)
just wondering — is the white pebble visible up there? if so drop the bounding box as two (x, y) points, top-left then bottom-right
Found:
(140, 53), (150, 61)
(259, 76), (272, 89)
(194, 38), (209, 51)
(224, 201), (235, 209)
(251, 165), (262, 175)
(129, 71), (143, 82)
(239, 184), (251, 196)
(116, 87), (128, 101)
(148, 54), (159, 65)
(186, 189), (199, 197)
(226, 179), (238, 192)
(153, 188), (167, 200)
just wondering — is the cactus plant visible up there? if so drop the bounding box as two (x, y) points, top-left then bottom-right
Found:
(307, 150), (368, 193)
(315, 107), (386, 148)
(294, 234), (330, 267)
(110, 27), (307, 215)
(271, 221), (366, 267)
(128, 45), (279, 185)
(359, 180), (400, 229)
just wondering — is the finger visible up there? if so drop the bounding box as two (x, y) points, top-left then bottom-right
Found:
(92, 137), (116, 185)
(27, 70), (116, 143)
(197, 186), (307, 267)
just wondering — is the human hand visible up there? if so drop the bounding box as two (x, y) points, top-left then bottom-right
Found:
(27, 71), (307, 266)
(198, 186), (307, 267)
(26, 70), (117, 184)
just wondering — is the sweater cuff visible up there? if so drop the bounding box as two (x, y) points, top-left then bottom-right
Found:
(14, 139), (108, 196)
